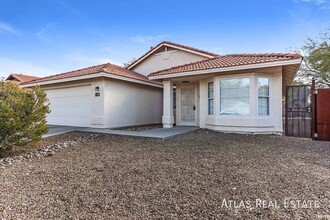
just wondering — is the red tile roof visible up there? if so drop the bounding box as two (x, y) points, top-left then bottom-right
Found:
(21, 63), (161, 85)
(6, 73), (40, 83)
(126, 41), (219, 69)
(148, 53), (303, 77)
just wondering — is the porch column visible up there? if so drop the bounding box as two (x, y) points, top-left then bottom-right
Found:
(162, 80), (174, 128)
(199, 80), (207, 128)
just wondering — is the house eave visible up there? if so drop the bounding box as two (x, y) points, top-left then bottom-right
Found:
(21, 72), (163, 88)
(127, 43), (215, 70)
(149, 59), (303, 80)
(5, 74), (20, 82)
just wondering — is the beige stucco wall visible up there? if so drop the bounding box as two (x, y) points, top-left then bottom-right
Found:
(132, 50), (208, 76)
(104, 78), (163, 128)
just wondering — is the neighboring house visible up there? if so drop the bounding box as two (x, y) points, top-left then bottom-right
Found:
(21, 41), (302, 133)
(5, 73), (39, 84)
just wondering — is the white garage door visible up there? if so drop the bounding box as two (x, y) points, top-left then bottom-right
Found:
(45, 85), (92, 127)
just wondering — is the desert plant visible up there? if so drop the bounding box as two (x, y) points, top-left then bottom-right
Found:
(0, 81), (50, 151)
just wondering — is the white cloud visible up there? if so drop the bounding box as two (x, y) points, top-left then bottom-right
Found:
(0, 58), (57, 77)
(36, 23), (57, 37)
(130, 35), (170, 43)
(0, 21), (17, 34)
(295, 0), (328, 4)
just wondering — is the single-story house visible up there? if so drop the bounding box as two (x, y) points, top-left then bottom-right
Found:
(21, 41), (302, 133)
(5, 73), (39, 84)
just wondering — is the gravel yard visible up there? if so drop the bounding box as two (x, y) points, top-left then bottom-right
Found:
(0, 130), (330, 219)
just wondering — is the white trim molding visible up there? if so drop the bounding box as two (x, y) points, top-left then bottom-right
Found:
(21, 72), (163, 88)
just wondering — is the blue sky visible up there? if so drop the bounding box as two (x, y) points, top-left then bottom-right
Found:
(0, 0), (329, 78)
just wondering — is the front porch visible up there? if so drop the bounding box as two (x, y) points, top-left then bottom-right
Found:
(162, 80), (202, 128)
(161, 71), (284, 133)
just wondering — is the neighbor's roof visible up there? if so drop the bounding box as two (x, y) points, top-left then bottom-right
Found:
(6, 73), (40, 83)
(21, 63), (161, 86)
(126, 41), (219, 70)
(149, 53), (303, 77)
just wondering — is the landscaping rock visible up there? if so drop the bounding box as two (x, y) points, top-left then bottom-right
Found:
(0, 130), (329, 219)
(0, 134), (99, 168)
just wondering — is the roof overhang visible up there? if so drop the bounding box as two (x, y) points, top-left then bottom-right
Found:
(149, 59), (303, 80)
(5, 74), (20, 81)
(21, 72), (163, 88)
(127, 43), (215, 70)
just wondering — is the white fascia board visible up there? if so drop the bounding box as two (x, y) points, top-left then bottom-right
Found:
(106, 73), (163, 88)
(127, 44), (164, 70)
(21, 72), (163, 88)
(127, 43), (215, 70)
(162, 43), (215, 59)
(149, 59), (302, 80)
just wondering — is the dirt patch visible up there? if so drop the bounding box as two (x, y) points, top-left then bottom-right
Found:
(0, 130), (329, 219)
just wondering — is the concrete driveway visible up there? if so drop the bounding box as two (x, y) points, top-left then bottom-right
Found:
(79, 126), (199, 139)
(44, 125), (199, 139)
(44, 125), (78, 138)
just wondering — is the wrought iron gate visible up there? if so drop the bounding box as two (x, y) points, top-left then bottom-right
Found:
(285, 85), (312, 138)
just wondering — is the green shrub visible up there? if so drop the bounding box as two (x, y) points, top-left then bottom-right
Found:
(0, 82), (50, 151)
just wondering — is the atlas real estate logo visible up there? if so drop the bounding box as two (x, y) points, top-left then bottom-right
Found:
(221, 198), (321, 210)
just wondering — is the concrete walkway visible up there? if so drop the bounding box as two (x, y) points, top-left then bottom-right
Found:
(76, 126), (199, 139)
(43, 125), (80, 138)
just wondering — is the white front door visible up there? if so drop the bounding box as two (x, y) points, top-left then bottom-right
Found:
(180, 86), (197, 126)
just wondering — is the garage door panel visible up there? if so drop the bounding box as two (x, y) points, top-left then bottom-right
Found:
(46, 86), (91, 98)
(45, 85), (92, 127)
(49, 97), (91, 116)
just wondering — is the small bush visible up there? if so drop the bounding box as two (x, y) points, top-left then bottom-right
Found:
(0, 82), (50, 152)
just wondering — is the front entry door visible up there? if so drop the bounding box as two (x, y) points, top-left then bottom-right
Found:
(181, 86), (197, 125)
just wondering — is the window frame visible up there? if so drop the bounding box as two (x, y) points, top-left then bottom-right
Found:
(257, 77), (270, 116)
(208, 81), (214, 115)
(219, 77), (251, 116)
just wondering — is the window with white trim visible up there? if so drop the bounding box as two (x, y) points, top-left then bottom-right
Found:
(258, 78), (270, 116)
(220, 78), (250, 116)
(208, 82), (214, 115)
